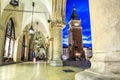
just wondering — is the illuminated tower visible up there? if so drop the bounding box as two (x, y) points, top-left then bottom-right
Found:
(68, 8), (85, 60)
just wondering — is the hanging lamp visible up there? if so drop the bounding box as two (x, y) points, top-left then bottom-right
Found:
(29, 2), (35, 35)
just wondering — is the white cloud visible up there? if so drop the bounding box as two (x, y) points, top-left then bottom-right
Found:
(62, 38), (68, 45)
(64, 35), (68, 38)
(82, 35), (91, 39)
(82, 35), (88, 39)
(83, 35), (92, 44)
(63, 35), (92, 45)
(83, 40), (92, 44)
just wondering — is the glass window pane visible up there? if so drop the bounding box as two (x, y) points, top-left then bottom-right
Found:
(6, 20), (12, 36)
(11, 28), (15, 38)
(9, 40), (14, 58)
(4, 38), (10, 57)
(4, 18), (15, 60)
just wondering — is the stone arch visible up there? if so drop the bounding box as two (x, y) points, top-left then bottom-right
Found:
(3, 18), (16, 62)
(23, 21), (48, 61)
(23, 18), (49, 40)
(1, 0), (51, 37)
(24, 21), (47, 39)
(0, 3), (24, 62)
(1, 6), (23, 38)
(4, 16), (19, 38)
(21, 13), (50, 39)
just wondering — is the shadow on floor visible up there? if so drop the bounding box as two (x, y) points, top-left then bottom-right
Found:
(63, 60), (91, 69)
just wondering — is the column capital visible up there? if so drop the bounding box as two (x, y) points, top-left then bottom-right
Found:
(49, 38), (53, 41)
(51, 20), (65, 28)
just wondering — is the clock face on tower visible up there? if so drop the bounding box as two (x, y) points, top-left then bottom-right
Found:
(70, 20), (80, 27)
(74, 22), (80, 26)
(10, 0), (19, 7)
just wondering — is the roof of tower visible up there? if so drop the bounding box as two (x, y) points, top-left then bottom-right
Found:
(71, 8), (78, 20)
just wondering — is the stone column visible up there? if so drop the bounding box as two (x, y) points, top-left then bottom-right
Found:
(0, 26), (4, 65)
(89, 0), (120, 74)
(75, 0), (120, 80)
(14, 38), (22, 62)
(24, 46), (29, 61)
(47, 39), (53, 61)
(24, 32), (29, 61)
(50, 22), (64, 66)
(0, 21), (6, 65)
(28, 36), (33, 61)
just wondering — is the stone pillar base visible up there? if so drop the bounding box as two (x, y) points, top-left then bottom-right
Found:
(75, 60), (120, 80)
(75, 70), (120, 80)
(49, 60), (63, 66)
(0, 59), (2, 66)
(91, 61), (120, 74)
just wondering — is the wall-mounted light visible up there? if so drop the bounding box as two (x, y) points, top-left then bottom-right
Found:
(10, 0), (19, 7)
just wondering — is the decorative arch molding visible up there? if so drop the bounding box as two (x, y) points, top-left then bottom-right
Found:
(1, 13), (20, 38)
(21, 3), (51, 37)
(0, 3), (24, 63)
(23, 22), (47, 45)
(0, 2), (24, 38)
(23, 18), (49, 39)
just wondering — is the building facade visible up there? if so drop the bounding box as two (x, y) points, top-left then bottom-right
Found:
(68, 8), (85, 60)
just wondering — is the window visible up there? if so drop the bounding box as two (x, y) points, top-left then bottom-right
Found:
(4, 18), (15, 62)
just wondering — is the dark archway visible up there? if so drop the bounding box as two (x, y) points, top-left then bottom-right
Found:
(21, 35), (26, 61)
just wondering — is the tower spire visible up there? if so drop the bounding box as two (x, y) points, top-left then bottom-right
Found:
(71, 5), (78, 20)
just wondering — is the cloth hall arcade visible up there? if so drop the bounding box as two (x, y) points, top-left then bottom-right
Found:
(0, 0), (120, 80)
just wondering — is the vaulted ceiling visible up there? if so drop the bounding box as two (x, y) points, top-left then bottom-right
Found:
(0, 0), (52, 37)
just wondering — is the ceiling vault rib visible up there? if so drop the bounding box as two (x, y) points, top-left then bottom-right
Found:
(4, 9), (49, 13)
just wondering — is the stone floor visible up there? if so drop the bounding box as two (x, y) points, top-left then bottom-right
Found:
(0, 61), (84, 80)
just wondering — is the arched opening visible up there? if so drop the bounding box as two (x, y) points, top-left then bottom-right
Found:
(31, 31), (48, 61)
(62, 0), (92, 68)
(23, 21), (48, 61)
(3, 18), (16, 63)
(63, 0), (92, 61)
(21, 35), (26, 61)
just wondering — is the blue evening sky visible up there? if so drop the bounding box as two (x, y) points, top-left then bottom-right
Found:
(62, 0), (92, 48)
